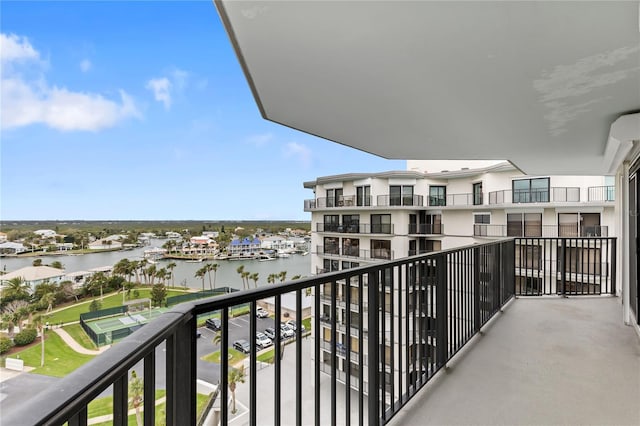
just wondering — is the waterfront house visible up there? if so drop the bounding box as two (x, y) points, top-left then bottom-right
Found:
(0, 265), (66, 289)
(88, 239), (123, 250)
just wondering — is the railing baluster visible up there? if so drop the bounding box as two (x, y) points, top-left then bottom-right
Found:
(67, 407), (87, 426)
(143, 351), (156, 426)
(113, 374), (127, 426)
(358, 273), (364, 426)
(330, 279), (337, 426)
(345, 276), (352, 426)
(275, 295), (282, 425)
(367, 271), (380, 424)
(314, 282), (321, 426)
(296, 289), (303, 426)
(221, 308), (229, 426)
(250, 301), (257, 426)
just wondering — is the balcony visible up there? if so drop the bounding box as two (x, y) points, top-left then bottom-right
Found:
(408, 223), (443, 235)
(588, 185), (615, 202)
(10, 238), (637, 426)
(488, 187), (580, 205)
(317, 223), (394, 234)
(316, 245), (395, 260)
(377, 194), (424, 207)
(474, 224), (609, 238)
(304, 195), (371, 211)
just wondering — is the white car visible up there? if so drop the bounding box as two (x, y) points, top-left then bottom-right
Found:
(256, 307), (269, 318)
(280, 323), (295, 338)
(256, 332), (273, 348)
(285, 319), (305, 332)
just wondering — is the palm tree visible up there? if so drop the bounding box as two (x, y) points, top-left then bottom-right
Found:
(33, 315), (45, 367)
(236, 265), (248, 290)
(203, 263), (214, 290)
(3, 277), (31, 300)
(129, 370), (144, 426)
(195, 267), (206, 291)
(166, 262), (177, 287)
(267, 274), (277, 285)
(209, 263), (219, 290)
(49, 260), (64, 270)
(145, 264), (157, 286)
(241, 271), (250, 290)
(249, 272), (259, 289)
(155, 268), (168, 287)
(113, 258), (132, 282)
(278, 271), (287, 283)
(2, 300), (30, 333)
(228, 365), (246, 415)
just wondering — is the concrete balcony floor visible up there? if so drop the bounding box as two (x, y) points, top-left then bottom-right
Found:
(391, 297), (640, 426)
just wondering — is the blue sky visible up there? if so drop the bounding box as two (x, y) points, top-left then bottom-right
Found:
(1, 1), (404, 221)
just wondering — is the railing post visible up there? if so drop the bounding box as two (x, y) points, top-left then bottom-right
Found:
(559, 239), (567, 296)
(473, 248), (481, 332)
(611, 237), (617, 294)
(168, 314), (196, 425)
(435, 254), (448, 369)
(367, 271), (380, 425)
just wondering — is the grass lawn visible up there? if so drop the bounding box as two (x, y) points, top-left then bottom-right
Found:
(302, 317), (311, 331)
(63, 323), (97, 350)
(46, 289), (188, 324)
(90, 391), (209, 425)
(13, 331), (94, 377)
(201, 348), (246, 366)
(257, 348), (275, 364)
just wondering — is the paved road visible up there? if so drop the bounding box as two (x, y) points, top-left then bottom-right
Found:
(0, 313), (282, 419)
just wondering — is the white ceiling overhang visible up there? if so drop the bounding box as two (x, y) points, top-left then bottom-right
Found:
(215, 1), (640, 175)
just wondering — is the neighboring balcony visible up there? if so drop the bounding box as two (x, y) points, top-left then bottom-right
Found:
(488, 187), (580, 204)
(316, 245), (394, 260)
(11, 237), (636, 426)
(304, 195), (371, 211)
(408, 223), (443, 235)
(473, 224), (609, 237)
(376, 194), (424, 207)
(588, 185), (615, 202)
(442, 193), (483, 207)
(317, 223), (394, 234)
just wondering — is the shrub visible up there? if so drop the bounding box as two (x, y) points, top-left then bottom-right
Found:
(13, 328), (38, 346)
(0, 337), (14, 354)
(89, 300), (102, 312)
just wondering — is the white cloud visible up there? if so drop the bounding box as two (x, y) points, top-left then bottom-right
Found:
(145, 68), (190, 110)
(0, 33), (39, 63)
(246, 132), (273, 147)
(284, 142), (312, 167)
(1, 32), (141, 132)
(146, 77), (172, 110)
(80, 59), (92, 72)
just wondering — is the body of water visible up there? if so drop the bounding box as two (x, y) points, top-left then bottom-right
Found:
(0, 239), (311, 292)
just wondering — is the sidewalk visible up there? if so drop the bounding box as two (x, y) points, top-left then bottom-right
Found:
(52, 328), (110, 355)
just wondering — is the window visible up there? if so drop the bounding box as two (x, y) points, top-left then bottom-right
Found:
(419, 239), (441, 253)
(326, 188), (343, 207)
(371, 214), (392, 233)
(429, 186), (446, 206)
(390, 185), (414, 206)
(324, 237), (339, 255)
(558, 213), (601, 237)
(371, 239), (391, 259)
(323, 215), (339, 232)
(516, 244), (541, 270)
(513, 178), (549, 203)
(473, 182), (483, 205)
(356, 185), (371, 206)
(342, 214), (360, 233)
(342, 238), (360, 257)
(473, 213), (490, 236)
(507, 213), (542, 237)
(342, 261), (359, 270)
(323, 258), (339, 272)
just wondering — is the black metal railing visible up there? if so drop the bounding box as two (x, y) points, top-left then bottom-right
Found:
(488, 187), (581, 204)
(10, 240), (516, 426)
(376, 194), (424, 207)
(317, 223), (394, 234)
(474, 224), (609, 238)
(588, 186), (615, 202)
(445, 193), (479, 206)
(514, 237), (616, 296)
(316, 245), (395, 260)
(408, 223), (443, 235)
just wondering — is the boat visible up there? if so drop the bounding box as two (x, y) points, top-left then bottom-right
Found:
(185, 258), (204, 263)
(301, 251), (309, 256)
(258, 255), (276, 262)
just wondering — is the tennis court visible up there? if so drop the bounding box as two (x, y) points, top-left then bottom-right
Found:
(85, 307), (169, 334)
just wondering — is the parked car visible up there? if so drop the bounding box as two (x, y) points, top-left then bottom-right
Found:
(256, 332), (273, 349)
(233, 339), (251, 354)
(264, 327), (276, 340)
(280, 323), (295, 338)
(205, 318), (221, 331)
(285, 319), (306, 332)
(256, 307), (269, 318)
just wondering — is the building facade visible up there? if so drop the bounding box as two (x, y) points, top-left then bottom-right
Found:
(304, 161), (616, 390)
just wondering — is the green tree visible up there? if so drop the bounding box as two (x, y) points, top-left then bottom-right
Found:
(278, 271), (287, 283)
(241, 271), (250, 291)
(32, 259), (43, 267)
(267, 274), (277, 285)
(150, 283), (167, 307)
(195, 267), (206, 291)
(32, 315), (46, 367)
(236, 265), (247, 290)
(129, 370), (144, 426)
(249, 272), (259, 289)
(49, 260), (64, 270)
(2, 277), (31, 301)
(89, 299), (102, 312)
(166, 262), (177, 287)
(228, 366), (246, 415)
